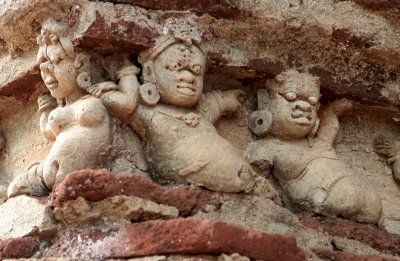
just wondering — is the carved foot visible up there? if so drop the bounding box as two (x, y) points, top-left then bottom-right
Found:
(7, 163), (49, 198)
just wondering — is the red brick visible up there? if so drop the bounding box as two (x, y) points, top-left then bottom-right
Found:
(45, 218), (306, 260)
(51, 169), (210, 215)
(0, 237), (38, 259)
(300, 214), (400, 256)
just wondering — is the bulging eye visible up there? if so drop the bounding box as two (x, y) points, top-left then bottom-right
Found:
(308, 96), (318, 105)
(284, 91), (297, 101)
(191, 64), (202, 75)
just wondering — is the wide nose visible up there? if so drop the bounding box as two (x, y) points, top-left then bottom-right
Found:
(178, 70), (195, 84)
(294, 100), (311, 111)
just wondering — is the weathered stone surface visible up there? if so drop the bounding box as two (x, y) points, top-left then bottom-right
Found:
(351, 0), (400, 23)
(51, 169), (210, 215)
(313, 248), (398, 261)
(98, 0), (242, 19)
(0, 52), (41, 102)
(54, 196), (178, 225)
(195, 194), (394, 259)
(0, 237), (38, 259)
(45, 218), (306, 260)
(0, 0), (70, 54)
(70, 1), (161, 54)
(0, 195), (57, 239)
(300, 213), (400, 256)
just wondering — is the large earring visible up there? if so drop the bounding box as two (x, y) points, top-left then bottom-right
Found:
(248, 109), (272, 137)
(77, 72), (92, 90)
(139, 83), (160, 106)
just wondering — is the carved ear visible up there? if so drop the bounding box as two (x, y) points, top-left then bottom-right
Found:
(248, 109), (272, 137)
(141, 62), (156, 84)
(257, 89), (270, 110)
(75, 53), (91, 72)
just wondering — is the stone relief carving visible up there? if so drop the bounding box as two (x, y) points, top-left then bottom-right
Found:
(91, 24), (261, 193)
(374, 136), (400, 184)
(247, 69), (382, 224)
(7, 20), (141, 198)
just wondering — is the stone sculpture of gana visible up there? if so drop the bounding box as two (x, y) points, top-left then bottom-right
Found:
(7, 20), (140, 197)
(91, 24), (263, 193)
(247, 69), (382, 224)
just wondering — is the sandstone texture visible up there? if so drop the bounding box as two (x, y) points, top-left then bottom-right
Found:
(45, 218), (306, 260)
(0, 195), (57, 240)
(54, 195), (179, 225)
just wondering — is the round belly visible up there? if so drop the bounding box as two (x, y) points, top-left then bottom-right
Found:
(149, 132), (245, 184)
(43, 124), (112, 188)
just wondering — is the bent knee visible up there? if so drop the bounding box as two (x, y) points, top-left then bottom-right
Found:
(324, 176), (381, 223)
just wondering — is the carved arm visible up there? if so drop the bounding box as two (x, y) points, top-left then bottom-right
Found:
(317, 98), (353, 147)
(37, 93), (58, 141)
(87, 65), (140, 124)
(197, 89), (245, 124)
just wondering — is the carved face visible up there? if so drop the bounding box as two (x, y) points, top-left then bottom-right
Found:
(271, 78), (320, 140)
(39, 43), (79, 100)
(152, 43), (205, 107)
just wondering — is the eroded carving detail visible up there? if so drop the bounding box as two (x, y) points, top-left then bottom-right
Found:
(7, 20), (140, 198)
(247, 69), (382, 223)
(374, 135), (400, 183)
(93, 24), (259, 193)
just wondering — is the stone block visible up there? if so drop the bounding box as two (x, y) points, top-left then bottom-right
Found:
(45, 218), (306, 260)
(51, 169), (210, 215)
(0, 195), (57, 239)
(54, 196), (178, 225)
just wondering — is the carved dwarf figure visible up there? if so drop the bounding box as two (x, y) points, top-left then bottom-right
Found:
(247, 69), (382, 223)
(93, 24), (257, 193)
(7, 20), (140, 197)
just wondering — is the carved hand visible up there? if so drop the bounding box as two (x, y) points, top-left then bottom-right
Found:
(116, 65), (140, 80)
(37, 92), (57, 113)
(331, 98), (354, 116)
(86, 81), (118, 98)
(222, 89), (246, 113)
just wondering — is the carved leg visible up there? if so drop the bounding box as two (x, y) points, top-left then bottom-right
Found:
(7, 163), (49, 198)
(323, 175), (381, 224)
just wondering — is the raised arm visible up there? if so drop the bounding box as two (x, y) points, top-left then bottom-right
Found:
(85, 65), (140, 124)
(37, 93), (58, 141)
(317, 98), (353, 147)
(197, 89), (245, 124)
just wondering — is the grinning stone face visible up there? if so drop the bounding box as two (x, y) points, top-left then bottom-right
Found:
(152, 43), (206, 107)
